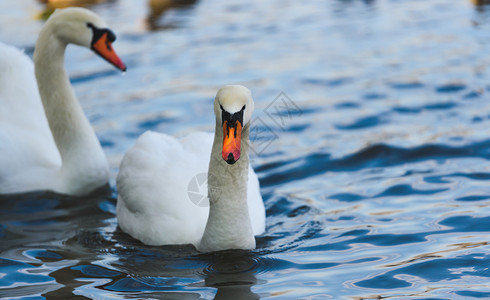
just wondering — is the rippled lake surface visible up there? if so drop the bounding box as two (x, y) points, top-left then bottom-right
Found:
(1, 0), (490, 298)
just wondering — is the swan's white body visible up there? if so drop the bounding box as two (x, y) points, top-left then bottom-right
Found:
(0, 8), (125, 195)
(117, 86), (266, 252)
(0, 43), (62, 193)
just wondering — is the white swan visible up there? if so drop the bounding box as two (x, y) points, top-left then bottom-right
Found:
(0, 8), (126, 196)
(117, 85), (266, 252)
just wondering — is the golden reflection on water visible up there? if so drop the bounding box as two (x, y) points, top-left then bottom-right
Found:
(35, 0), (109, 20)
(36, 0), (106, 8)
(384, 241), (489, 268)
(470, 0), (490, 6)
(146, 0), (198, 30)
(35, 0), (198, 30)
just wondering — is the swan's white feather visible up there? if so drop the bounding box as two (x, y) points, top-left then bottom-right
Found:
(116, 130), (265, 246)
(0, 43), (62, 193)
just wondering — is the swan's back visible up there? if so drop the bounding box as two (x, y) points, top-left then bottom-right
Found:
(0, 43), (61, 192)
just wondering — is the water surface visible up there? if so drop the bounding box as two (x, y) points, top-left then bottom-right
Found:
(1, 0), (490, 298)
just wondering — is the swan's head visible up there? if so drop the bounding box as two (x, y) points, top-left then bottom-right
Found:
(214, 85), (255, 165)
(44, 7), (126, 71)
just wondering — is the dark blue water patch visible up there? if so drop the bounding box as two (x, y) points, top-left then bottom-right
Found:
(330, 192), (366, 202)
(0, 258), (52, 287)
(302, 77), (353, 87)
(265, 196), (296, 217)
(354, 233), (428, 246)
(260, 139), (490, 187)
(291, 106), (322, 116)
(449, 136), (464, 142)
(389, 81), (424, 89)
(69, 230), (116, 250)
(124, 130), (146, 139)
(100, 139), (115, 147)
(425, 102), (458, 110)
(262, 218), (325, 253)
(355, 272), (411, 289)
(255, 155), (304, 173)
(72, 265), (122, 278)
(70, 69), (121, 85)
(284, 124), (310, 133)
(0, 196), (60, 215)
(287, 215), (490, 255)
(287, 205), (311, 217)
(257, 207), (325, 252)
(455, 290), (490, 298)
(402, 169), (433, 177)
(435, 82), (467, 93)
(138, 115), (177, 130)
(335, 114), (387, 130)
(10, 219), (60, 227)
(98, 200), (116, 214)
(335, 101), (360, 109)
(298, 220), (324, 241)
(448, 172), (490, 180)
(424, 175), (453, 184)
(464, 90), (483, 99)
(20, 46), (35, 57)
(374, 184), (448, 198)
(25, 249), (62, 262)
(104, 277), (176, 292)
(393, 102), (458, 114)
(338, 216), (355, 221)
(295, 228), (427, 252)
(426, 172), (490, 185)
(363, 92), (387, 101)
(338, 229), (369, 238)
(392, 106), (421, 114)
(439, 215), (490, 233)
(355, 253), (490, 289)
(472, 116), (484, 123)
(455, 195), (490, 201)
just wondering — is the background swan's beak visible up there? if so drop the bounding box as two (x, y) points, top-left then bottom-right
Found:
(91, 32), (126, 71)
(222, 120), (242, 164)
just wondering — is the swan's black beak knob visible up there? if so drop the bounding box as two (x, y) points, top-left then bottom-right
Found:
(226, 152), (237, 165)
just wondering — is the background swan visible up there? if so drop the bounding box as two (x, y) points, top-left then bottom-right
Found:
(0, 8), (126, 196)
(117, 85), (266, 252)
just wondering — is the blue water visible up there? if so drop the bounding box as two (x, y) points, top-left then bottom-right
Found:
(1, 0), (490, 298)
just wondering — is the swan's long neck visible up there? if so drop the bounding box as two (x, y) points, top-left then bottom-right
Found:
(198, 123), (255, 252)
(33, 24), (109, 194)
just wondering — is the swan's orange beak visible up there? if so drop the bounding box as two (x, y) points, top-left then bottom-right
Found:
(222, 120), (242, 164)
(91, 31), (126, 72)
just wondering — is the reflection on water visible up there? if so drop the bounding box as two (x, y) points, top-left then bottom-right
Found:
(34, 0), (199, 30)
(1, 0), (490, 298)
(35, 0), (111, 20)
(146, 0), (198, 30)
(471, 0), (490, 7)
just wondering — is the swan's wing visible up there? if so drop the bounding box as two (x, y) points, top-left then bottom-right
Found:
(0, 43), (61, 192)
(116, 131), (210, 246)
(248, 166), (266, 235)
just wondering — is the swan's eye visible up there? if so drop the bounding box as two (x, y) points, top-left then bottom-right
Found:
(87, 23), (116, 45)
(241, 105), (246, 111)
